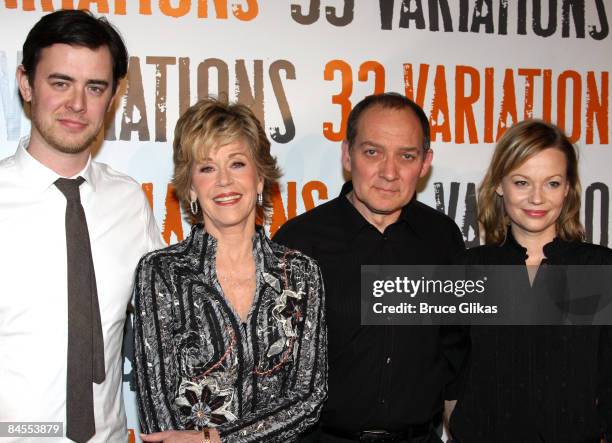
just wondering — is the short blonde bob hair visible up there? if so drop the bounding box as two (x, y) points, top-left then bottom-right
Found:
(478, 119), (584, 245)
(172, 98), (281, 225)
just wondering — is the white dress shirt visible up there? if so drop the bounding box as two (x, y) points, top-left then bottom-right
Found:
(0, 138), (166, 443)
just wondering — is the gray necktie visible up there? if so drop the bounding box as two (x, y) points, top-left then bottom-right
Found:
(55, 177), (105, 443)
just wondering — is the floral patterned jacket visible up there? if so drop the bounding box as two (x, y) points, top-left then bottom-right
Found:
(133, 225), (327, 442)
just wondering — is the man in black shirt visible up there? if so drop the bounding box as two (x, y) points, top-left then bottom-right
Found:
(274, 93), (468, 442)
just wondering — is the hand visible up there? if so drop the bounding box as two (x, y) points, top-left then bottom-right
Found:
(140, 429), (222, 443)
(140, 430), (200, 443)
(443, 399), (457, 439)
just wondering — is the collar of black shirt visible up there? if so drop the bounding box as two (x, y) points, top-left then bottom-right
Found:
(338, 180), (425, 241)
(500, 227), (574, 264)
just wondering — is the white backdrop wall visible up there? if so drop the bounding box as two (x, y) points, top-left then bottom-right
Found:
(1, 1), (610, 441)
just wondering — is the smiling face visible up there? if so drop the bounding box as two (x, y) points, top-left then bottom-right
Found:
(342, 105), (432, 230)
(189, 139), (263, 237)
(18, 43), (115, 158)
(497, 147), (570, 244)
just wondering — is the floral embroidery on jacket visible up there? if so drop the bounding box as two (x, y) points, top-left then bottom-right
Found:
(175, 378), (237, 428)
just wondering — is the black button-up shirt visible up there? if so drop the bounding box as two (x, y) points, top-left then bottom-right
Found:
(274, 182), (468, 432)
(450, 232), (612, 443)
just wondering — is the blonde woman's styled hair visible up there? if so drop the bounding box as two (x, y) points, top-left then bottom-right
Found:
(172, 98), (281, 225)
(478, 119), (584, 245)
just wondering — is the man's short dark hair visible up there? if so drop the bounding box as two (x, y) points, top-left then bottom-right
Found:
(21, 9), (128, 93)
(346, 92), (431, 151)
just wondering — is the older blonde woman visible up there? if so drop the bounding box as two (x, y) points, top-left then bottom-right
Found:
(133, 98), (327, 442)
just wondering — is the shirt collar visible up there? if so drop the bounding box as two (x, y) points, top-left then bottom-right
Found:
(15, 136), (96, 192)
(502, 228), (529, 261)
(192, 224), (282, 292)
(501, 227), (569, 261)
(542, 235), (571, 259)
(397, 196), (425, 237)
(337, 181), (371, 239)
(338, 180), (420, 239)
(79, 158), (96, 191)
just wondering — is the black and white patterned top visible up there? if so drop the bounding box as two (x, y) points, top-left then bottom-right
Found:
(133, 225), (327, 442)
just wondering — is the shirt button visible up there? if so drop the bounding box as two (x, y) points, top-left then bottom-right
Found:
(386, 357), (391, 364)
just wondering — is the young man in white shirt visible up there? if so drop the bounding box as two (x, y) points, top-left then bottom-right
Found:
(0, 10), (165, 443)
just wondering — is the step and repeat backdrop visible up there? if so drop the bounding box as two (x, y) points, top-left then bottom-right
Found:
(1, 1), (610, 441)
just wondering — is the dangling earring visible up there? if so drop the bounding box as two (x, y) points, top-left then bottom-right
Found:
(190, 199), (199, 215)
(257, 193), (263, 206)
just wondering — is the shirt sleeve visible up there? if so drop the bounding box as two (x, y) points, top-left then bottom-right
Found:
(450, 221), (466, 258)
(140, 192), (166, 252)
(272, 221), (310, 256)
(133, 255), (180, 433)
(441, 325), (470, 401)
(599, 326), (612, 434)
(441, 222), (469, 400)
(217, 259), (328, 442)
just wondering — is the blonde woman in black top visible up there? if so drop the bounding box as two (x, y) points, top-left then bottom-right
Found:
(449, 120), (612, 443)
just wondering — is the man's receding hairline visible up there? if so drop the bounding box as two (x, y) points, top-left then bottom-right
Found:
(348, 104), (426, 151)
